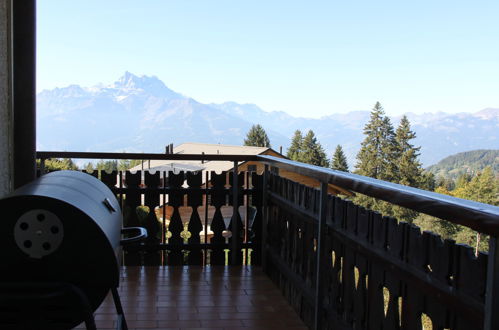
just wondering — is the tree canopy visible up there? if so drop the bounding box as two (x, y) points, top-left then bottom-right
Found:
(355, 102), (398, 181)
(286, 129), (328, 167)
(287, 130), (303, 161)
(415, 166), (498, 254)
(331, 145), (349, 172)
(395, 115), (422, 187)
(354, 102), (430, 222)
(244, 124), (271, 147)
(41, 158), (78, 171)
(300, 130), (329, 167)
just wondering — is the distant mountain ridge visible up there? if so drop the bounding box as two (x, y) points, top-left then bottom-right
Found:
(209, 103), (499, 167)
(427, 150), (499, 179)
(37, 72), (499, 167)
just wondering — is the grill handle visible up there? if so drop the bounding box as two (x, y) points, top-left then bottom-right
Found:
(120, 227), (147, 245)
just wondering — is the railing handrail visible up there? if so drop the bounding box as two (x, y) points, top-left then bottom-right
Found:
(36, 151), (259, 162)
(35, 151), (499, 236)
(257, 155), (499, 236)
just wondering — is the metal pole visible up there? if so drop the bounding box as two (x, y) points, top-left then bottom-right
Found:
(484, 236), (499, 330)
(314, 182), (328, 330)
(231, 160), (239, 265)
(261, 164), (269, 272)
(12, 0), (36, 188)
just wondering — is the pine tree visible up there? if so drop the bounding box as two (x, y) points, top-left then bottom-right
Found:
(391, 116), (427, 222)
(331, 145), (349, 172)
(300, 130), (329, 167)
(244, 124), (271, 147)
(420, 171), (436, 191)
(84, 162), (94, 173)
(96, 160), (118, 173)
(380, 116), (399, 181)
(287, 130), (303, 161)
(394, 115), (422, 187)
(354, 102), (398, 215)
(355, 102), (397, 181)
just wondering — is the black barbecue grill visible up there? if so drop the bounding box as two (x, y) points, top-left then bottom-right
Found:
(0, 170), (146, 330)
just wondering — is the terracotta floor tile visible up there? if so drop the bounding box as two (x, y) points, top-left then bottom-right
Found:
(72, 266), (307, 329)
(178, 312), (222, 320)
(157, 320), (202, 328)
(199, 319), (244, 327)
(135, 313), (179, 321)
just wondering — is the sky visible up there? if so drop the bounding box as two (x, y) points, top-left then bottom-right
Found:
(37, 0), (499, 117)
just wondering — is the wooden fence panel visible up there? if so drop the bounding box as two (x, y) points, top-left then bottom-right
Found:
(265, 173), (488, 330)
(68, 168), (259, 266)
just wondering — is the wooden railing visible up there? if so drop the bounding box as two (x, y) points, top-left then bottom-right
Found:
(258, 155), (499, 330)
(36, 151), (499, 330)
(37, 152), (263, 266)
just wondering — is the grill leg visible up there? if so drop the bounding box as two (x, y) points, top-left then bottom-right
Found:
(111, 287), (128, 330)
(84, 316), (97, 330)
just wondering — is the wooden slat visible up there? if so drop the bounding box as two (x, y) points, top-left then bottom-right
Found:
(186, 171), (203, 265)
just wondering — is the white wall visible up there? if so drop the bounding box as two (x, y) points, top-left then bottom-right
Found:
(0, 0), (13, 197)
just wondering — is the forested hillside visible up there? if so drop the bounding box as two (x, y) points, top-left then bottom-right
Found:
(427, 149), (499, 179)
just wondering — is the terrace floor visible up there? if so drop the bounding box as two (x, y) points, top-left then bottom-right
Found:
(75, 266), (308, 330)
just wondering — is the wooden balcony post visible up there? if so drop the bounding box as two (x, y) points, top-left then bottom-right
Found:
(261, 164), (269, 272)
(314, 182), (328, 330)
(231, 160), (240, 265)
(485, 236), (499, 330)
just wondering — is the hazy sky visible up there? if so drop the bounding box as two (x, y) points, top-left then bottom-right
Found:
(37, 0), (498, 117)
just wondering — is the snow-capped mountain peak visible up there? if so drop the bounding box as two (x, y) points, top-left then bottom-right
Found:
(474, 108), (499, 120)
(111, 71), (181, 98)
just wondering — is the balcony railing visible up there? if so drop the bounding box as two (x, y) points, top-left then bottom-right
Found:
(36, 151), (499, 330)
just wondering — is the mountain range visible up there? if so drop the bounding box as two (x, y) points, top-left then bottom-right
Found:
(37, 72), (499, 167)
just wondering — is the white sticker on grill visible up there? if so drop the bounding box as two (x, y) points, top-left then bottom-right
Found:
(14, 209), (64, 259)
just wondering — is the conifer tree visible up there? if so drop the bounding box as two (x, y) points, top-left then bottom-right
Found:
(84, 162), (94, 173)
(244, 124), (271, 147)
(331, 145), (349, 172)
(381, 116), (399, 181)
(394, 115), (423, 187)
(287, 130), (303, 161)
(300, 130), (329, 167)
(420, 171), (436, 191)
(354, 102), (398, 215)
(96, 160), (118, 172)
(391, 116), (427, 222)
(355, 102), (397, 181)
